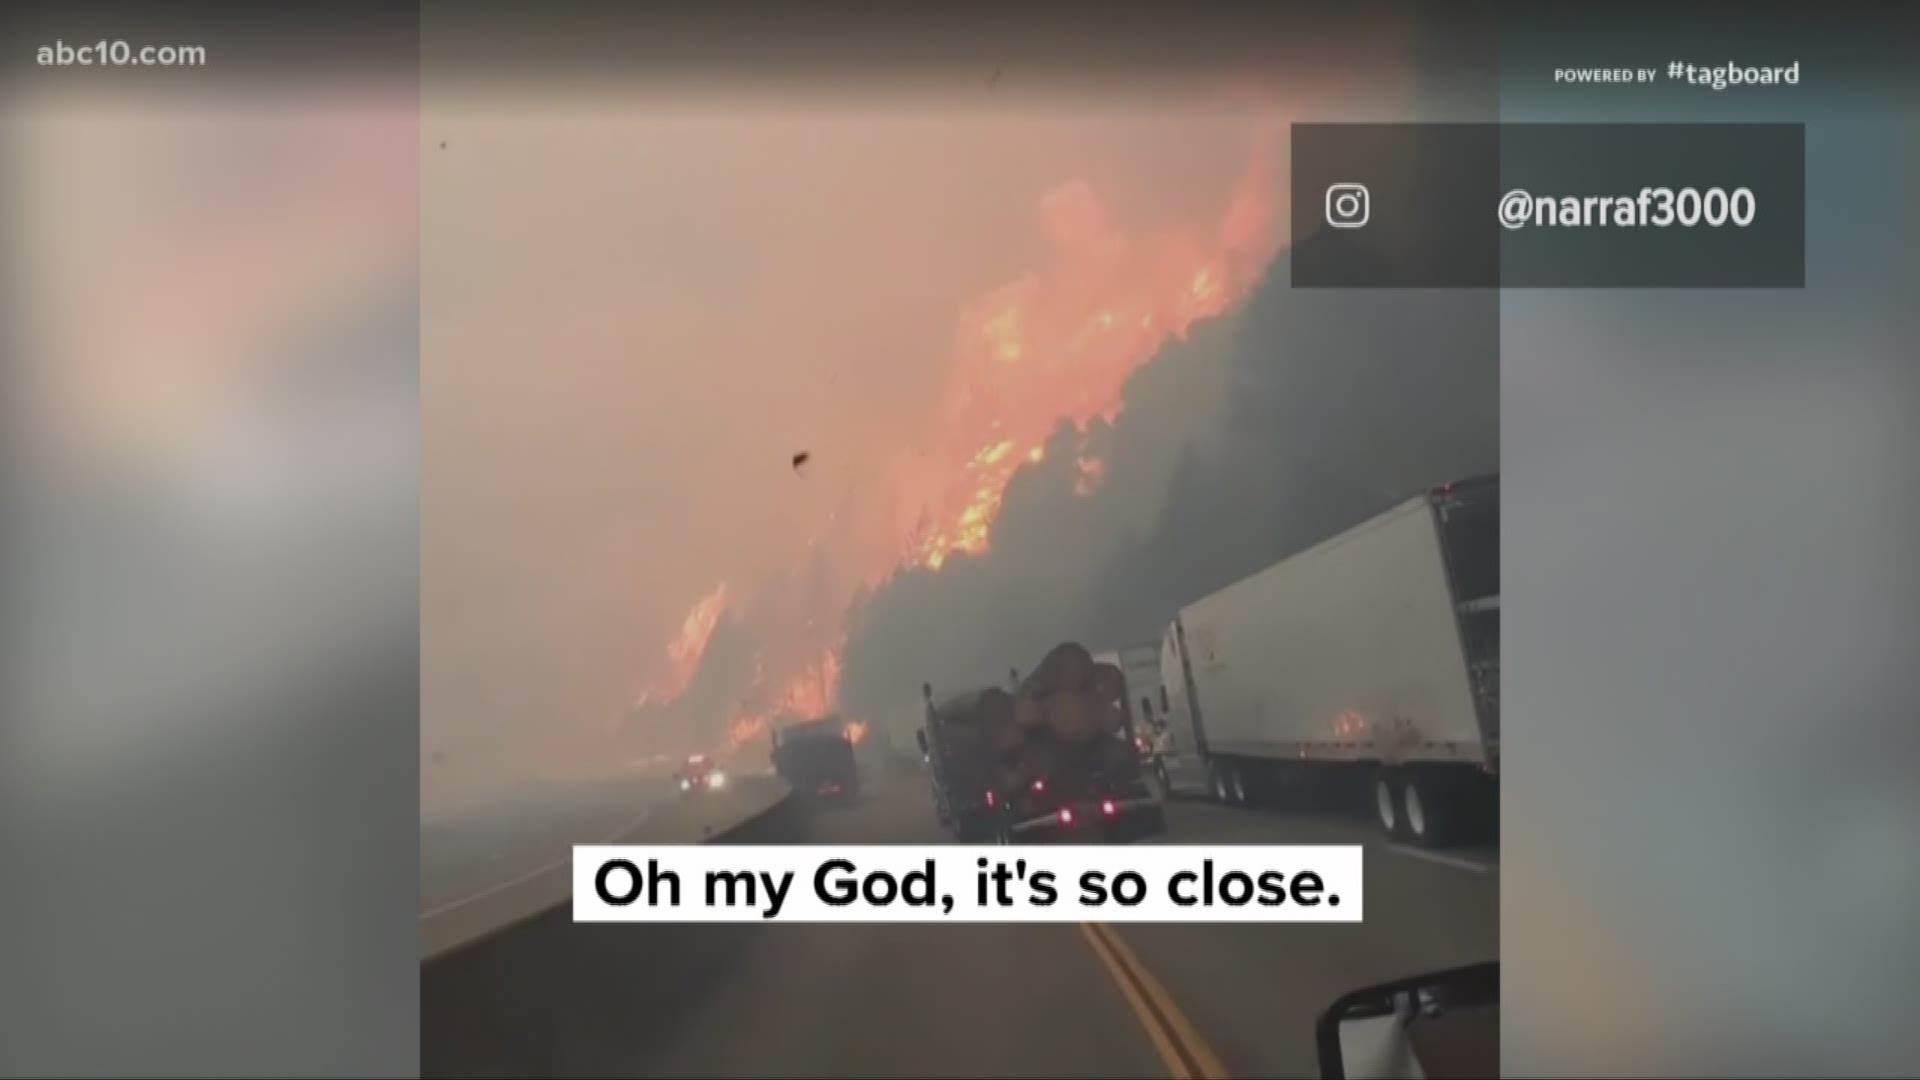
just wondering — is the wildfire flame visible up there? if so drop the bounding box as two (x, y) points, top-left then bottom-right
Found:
(903, 146), (1277, 573)
(633, 581), (729, 708)
(713, 633), (846, 754)
(724, 712), (770, 751)
(775, 644), (843, 720)
(632, 128), (1280, 755)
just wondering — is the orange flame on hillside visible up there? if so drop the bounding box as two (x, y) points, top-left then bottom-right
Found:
(903, 141), (1278, 572)
(724, 713), (769, 751)
(633, 581), (729, 708)
(776, 644), (843, 720)
(717, 637), (846, 753)
(635, 128), (1281, 748)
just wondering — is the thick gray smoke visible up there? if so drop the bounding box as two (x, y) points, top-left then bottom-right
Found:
(839, 249), (1497, 729)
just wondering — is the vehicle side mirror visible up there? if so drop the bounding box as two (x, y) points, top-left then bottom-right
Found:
(1315, 961), (1497, 1080)
(914, 729), (929, 755)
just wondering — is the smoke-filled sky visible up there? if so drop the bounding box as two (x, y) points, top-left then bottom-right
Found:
(421, 53), (1450, 810)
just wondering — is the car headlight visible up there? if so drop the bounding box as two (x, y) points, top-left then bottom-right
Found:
(678, 778), (690, 791)
(709, 771), (726, 789)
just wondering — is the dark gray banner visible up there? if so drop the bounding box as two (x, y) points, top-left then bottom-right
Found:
(1292, 123), (1805, 288)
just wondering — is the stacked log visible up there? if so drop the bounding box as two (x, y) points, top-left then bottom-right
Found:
(992, 641), (1134, 795)
(1018, 642), (1096, 700)
(1011, 642), (1129, 748)
(932, 642), (1142, 798)
(934, 687), (1017, 756)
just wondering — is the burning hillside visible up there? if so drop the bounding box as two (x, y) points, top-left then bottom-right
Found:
(902, 147), (1277, 572)
(630, 128), (1282, 756)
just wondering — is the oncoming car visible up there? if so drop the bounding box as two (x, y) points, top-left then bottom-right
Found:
(675, 754), (727, 795)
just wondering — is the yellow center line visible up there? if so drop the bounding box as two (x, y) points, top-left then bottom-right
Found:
(1080, 922), (1232, 1080)
(1079, 924), (1195, 1080)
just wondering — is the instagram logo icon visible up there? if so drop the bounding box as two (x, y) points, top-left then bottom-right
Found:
(1324, 183), (1370, 229)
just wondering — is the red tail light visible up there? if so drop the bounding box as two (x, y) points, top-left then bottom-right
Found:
(1032, 778), (1046, 794)
(1101, 799), (1117, 817)
(985, 790), (996, 808)
(1058, 807), (1074, 826)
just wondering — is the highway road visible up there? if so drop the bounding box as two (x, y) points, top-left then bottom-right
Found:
(424, 762), (1497, 1078)
(423, 780), (667, 912)
(422, 772), (786, 958)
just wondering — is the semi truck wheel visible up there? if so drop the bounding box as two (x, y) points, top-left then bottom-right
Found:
(1399, 768), (1464, 848)
(1373, 771), (1403, 838)
(1210, 760), (1248, 806)
(1403, 772), (1438, 846)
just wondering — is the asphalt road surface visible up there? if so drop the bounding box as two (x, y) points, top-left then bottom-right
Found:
(618, 769), (1497, 1079)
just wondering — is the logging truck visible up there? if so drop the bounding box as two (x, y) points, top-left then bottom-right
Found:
(918, 642), (1166, 844)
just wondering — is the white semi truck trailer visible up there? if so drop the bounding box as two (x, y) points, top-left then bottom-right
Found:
(1156, 475), (1499, 847)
